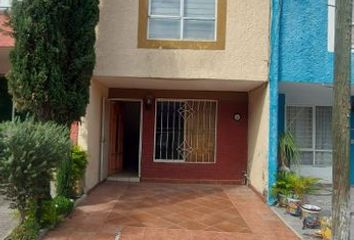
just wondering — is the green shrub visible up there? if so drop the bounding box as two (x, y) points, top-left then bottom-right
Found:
(272, 172), (320, 199)
(71, 145), (88, 196)
(279, 131), (300, 171)
(0, 118), (72, 223)
(271, 171), (294, 197)
(8, 218), (40, 240)
(55, 145), (88, 198)
(56, 157), (73, 198)
(39, 200), (62, 228)
(53, 196), (74, 216)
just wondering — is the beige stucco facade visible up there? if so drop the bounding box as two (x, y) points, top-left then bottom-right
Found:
(79, 0), (272, 196)
(78, 80), (108, 191)
(248, 84), (270, 196)
(95, 0), (270, 83)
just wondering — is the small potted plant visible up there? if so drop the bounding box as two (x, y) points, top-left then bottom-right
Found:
(286, 174), (320, 216)
(279, 131), (300, 172)
(271, 172), (294, 207)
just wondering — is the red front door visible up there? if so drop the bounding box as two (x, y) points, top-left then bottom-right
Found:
(108, 102), (124, 175)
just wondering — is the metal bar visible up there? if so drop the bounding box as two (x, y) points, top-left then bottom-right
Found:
(196, 101), (200, 162)
(159, 102), (163, 159)
(172, 101), (176, 159)
(177, 102), (182, 159)
(166, 101), (170, 159)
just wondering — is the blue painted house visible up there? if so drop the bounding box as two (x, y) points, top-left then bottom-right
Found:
(269, 0), (354, 198)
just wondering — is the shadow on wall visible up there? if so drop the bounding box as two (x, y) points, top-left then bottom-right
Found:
(247, 83), (269, 197)
(79, 81), (107, 192)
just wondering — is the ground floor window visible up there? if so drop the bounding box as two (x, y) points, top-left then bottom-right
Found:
(154, 99), (217, 163)
(286, 106), (332, 167)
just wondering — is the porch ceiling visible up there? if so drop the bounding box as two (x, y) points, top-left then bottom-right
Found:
(280, 82), (334, 106)
(93, 76), (265, 92)
(280, 82), (354, 98)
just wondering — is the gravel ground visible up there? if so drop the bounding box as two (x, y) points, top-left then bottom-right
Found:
(0, 196), (17, 240)
(273, 187), (354, 240)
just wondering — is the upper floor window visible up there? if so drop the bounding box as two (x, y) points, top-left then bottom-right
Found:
(328, 0), (354, 52)
(149, 0), (216, 41)
(138, 0), (226, 50)
(0, 0), (11, 10)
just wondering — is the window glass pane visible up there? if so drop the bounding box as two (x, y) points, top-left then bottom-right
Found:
(148, 18), (181, 39)
(315, 152), (332, 167)
(299, 151), (313, 165)
(150, 0), (180, 16)
(287, 106), (313, 149)
(184, 0), (216, 18)
(315, 106), (332, 150)
(184, 19), (215, 40)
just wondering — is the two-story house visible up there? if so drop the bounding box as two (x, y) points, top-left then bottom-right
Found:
(76, 0), (272, 197)
(269, 0), (354, 195)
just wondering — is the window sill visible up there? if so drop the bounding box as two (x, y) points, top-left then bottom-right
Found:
(138, 39), (225, 50)
(153, 160), (216, 164)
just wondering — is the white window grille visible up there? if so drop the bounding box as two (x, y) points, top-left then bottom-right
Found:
(286, 106), (333, 167)
(148, 0), (217, 41)
(154, 99), (217, 163)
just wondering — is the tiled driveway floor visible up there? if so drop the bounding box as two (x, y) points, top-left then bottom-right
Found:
(44, 182), (299, 240)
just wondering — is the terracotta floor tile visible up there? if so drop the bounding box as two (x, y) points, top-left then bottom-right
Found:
(176, 220), (208, 230)
(43, 182), (299, 240)
(67, 231), (97, 240)
(94, 233), (115, 240)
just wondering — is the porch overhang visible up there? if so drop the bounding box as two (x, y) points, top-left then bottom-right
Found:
(93, 75), (265, 92)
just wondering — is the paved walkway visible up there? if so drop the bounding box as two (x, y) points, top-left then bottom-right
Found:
(273, 187), (354, 240)
(0, 196), (17, 240)
(44, 182), (298, 240)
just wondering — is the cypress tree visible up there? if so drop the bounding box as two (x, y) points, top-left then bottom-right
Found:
(7, 0), (99, 126)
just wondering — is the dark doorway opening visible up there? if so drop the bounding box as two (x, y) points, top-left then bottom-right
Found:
(108, 101), (141, 180)
(122, 102), (140, 175)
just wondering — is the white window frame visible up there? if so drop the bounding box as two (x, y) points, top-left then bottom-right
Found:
(147, 0), (218, 42)
(285, 104), (333, 167)
(153, 98), (218, 164)
(328, 0), (354, 52)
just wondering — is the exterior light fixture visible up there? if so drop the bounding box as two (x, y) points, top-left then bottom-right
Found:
(145, 95), (154, 110)
(234, 113), (241, 121)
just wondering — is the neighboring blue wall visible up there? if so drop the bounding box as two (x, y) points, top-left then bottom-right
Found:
(268, 0), (282, 204)
(269, 0), (354, 203)
(278, 0), (354, 84)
